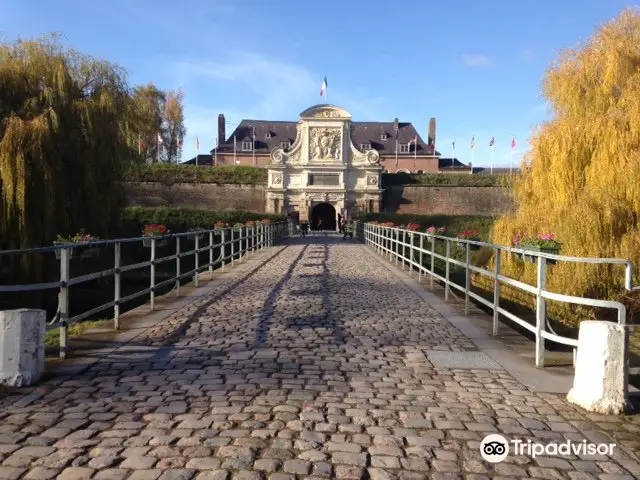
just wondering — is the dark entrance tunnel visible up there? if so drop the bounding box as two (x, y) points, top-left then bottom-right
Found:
(310, 202), (336, 231)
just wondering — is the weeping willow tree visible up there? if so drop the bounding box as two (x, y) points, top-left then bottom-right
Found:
(0, 35), (137, 250)
(484, 8), (640, 325)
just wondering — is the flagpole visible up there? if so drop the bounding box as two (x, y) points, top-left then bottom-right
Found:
(452, 137), (455, 169)
(413, 136), (417, 172)
(252, 126), (256, 167)
(491, 145), (494, 174)
(214, 137), (217, 166)
(138, 133), (141, 156)
(510, 148), (513, 175)
(233, 135), (237, 164)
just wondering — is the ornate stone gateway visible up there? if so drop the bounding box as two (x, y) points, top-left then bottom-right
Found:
(266, 105), (383, 227)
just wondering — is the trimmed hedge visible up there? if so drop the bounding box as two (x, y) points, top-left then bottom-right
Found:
(381, 173), (514, 187)
(121, 207), (284, 236)
(360, 213), (496, 240)
(124, 164), (268, 185)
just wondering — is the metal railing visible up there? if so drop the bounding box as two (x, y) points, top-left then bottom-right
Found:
(0, 222), (288, 359)
(360, 222), (639, 369)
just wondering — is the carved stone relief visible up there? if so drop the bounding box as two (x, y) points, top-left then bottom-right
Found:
(309, 128), (341, 161)
(314, 109), (342, 118)
(272, 173), (283, 185)
(366, 175), (378, 186)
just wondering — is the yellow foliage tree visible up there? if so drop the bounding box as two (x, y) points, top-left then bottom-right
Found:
(0, 35), (135, 249)
(488, 8), (640, 325)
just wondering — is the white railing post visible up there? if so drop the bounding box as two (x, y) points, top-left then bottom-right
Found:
(58, 247), (70, 360)
(464, 242), (471, 315)
(418, 234), (424, 281)
(395, 230), (399, 266)
(194, 234), (200, 287)
(535, 256), (548, 367)
(430, 236), (435, 289)
(493, 247), (501, 335)
(221, 229), (226, 271)
(231, 228), (235, 266)
(150, 238), (156, 311)
(445, 240), (451, 302)
(209, 231), (214, 279)
(175, 237), (181, 296)
(401, 230), (406, 270)
(114, 242), (121, 330)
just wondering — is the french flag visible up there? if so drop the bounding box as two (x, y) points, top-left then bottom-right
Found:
(320, 76), (327, 97)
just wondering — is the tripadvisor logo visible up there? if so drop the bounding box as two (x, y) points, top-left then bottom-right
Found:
(480, 434), (616, 463)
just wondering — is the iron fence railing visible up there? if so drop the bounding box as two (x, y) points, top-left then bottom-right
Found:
(0, 222), (288, 359)
(359, 222), (640, 372)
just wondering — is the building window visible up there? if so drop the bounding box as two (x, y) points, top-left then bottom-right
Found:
(265, 132), (272, 138)
(281, 141), (290, 149)
(360, 143), (371, 150)
(380, 133), (388, 140)
(241, 141), (252, 151)
(399, 143), (410, 153)
(309, 174), (339, 186)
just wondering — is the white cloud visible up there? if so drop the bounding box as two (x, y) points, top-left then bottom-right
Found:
(174, 51), (392, 160)
(462, 54), (491, 68)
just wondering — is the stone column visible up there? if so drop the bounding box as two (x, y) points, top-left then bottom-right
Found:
(0, 309), (46, 387)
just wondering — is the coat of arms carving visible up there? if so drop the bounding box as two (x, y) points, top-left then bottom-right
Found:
(309, 128), (341, 161)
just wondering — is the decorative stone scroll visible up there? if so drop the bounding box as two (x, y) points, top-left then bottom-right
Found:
(351, 144), (380, 165)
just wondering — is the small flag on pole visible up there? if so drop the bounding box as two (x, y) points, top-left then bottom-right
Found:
(320, 76), (327, 97)
(452, 137), (456, 149)
(511, 136), (517, 149)
(196, 136), (200, 153)
(470, 136), (475, 150)
(489, 137), (495, 147)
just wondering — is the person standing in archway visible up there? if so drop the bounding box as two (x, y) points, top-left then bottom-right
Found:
(337, 213), (343, 233)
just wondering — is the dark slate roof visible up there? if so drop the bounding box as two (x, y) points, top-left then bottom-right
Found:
(438, 158), (471, 169)
(182, 154), (214, 165)
(213, 120), (440, 156)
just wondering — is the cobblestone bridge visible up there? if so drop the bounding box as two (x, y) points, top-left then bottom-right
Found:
(1, 236), (639, 480)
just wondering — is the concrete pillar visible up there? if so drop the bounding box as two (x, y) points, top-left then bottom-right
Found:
(0, 309), (46, 387)
(567, 321), (629, 415)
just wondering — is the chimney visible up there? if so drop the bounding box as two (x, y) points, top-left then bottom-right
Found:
(428, 117), (436, 151)
(218, 114), (225, 146)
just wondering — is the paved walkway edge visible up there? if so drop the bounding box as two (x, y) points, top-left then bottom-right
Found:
(361, 243), (574, 394)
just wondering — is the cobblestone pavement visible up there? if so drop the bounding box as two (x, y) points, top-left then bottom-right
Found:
(1, 236), (640, 480)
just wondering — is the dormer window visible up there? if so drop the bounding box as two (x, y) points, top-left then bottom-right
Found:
(281, 141), (290, 150)
(360, 143), (371, 150)
(241, 141), (252, 151)
(265, 132), (272, 139)
(399, 143), (410, 153)
(380, 133), (388, 141)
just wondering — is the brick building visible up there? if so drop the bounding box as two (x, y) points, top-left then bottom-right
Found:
(184, 114), (472, 174)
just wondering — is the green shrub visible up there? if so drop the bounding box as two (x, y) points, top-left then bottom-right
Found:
(121, 207), (283, 236)
(360, 213), (496, 240)
(381, 173), (515, 187)
(124, 164), (268, 185)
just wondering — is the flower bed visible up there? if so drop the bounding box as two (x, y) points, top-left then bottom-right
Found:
(142, 224), (170, 247)
(456, 229), (481, 250)
(514, 232), (561, 264)
(53, 230), (100, 259)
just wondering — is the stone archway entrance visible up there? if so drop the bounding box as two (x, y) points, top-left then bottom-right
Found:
(310, 202), (336, 231)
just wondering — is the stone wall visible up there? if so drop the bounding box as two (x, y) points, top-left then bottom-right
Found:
(382, 185), (513, 216)
(124, 182), (514, 217)
(124, 182), (267, 212)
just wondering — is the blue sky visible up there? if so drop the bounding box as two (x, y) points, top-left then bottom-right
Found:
(0, 0), (635, 166)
